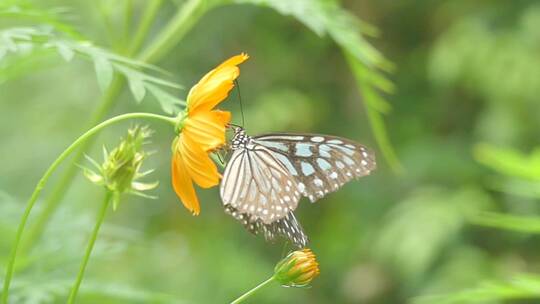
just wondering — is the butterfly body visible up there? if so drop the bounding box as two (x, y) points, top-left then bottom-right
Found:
(220, 126), (376, 248)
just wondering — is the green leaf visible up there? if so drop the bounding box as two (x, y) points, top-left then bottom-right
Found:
(232, 0), (327, 36)
(474, 143), (540, 180)
(373, 186), (492, 281)
(413, 274), (540, 304)
(146, 84), (185, 115)
(0, 26), (184, 113)
(348, 53), (401, 172)
(471, 212), (540, 234)
(53, 41), (74, 61)
(92, 54), (114, 91)
(127, 73), (146, 102)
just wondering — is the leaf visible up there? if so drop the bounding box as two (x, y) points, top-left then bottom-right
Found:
(127, 74), (146, 102)
(0, 26), (184, 113)
(232, 0), (327, 36)
(146, 84), (185, 115)
(92, 54), (113, 91)
(348, 53), (402, 172)
(474, 143), (540, 180)
(0, 46), (6, 61)
(52, 40), (74, 62)
(413, 274), (540, 304)
(373, 187), (492, 281)
(471, 212), (540, 234)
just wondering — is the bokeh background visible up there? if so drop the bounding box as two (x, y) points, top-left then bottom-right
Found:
(2, 0), (540, 303)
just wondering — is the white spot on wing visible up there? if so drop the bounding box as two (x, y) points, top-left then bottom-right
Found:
(272, 152), (298, 175)
(301, 162), (315, 176)
(328, 139), (343, 144)
(260, 135), (304, 141)
(343, 155), (355, 165)
(296, 143), (313, 157)
(317, 158), (332, 171)
(255, 140), (289, 151)
(311, 136), (324, 143)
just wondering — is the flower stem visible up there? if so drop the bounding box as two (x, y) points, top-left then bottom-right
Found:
(21, 76), (124, 254)
(128, 0), (164, 55)
(1, 112), (175, 304)
(67, 190), (112, 304)
(230, 277), (276, 304)
(137, 0), (210, 63)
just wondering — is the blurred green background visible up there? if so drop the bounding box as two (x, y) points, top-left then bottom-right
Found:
(2, 0), (540, 303)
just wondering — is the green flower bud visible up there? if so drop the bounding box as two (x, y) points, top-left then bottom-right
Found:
(274, 248), (320, 287)
(83, 126), (158, 210)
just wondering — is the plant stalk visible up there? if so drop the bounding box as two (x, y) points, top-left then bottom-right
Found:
(1, 112), (175, 304)
(230, 277), (275, 304)
(67, 190), (112, 304)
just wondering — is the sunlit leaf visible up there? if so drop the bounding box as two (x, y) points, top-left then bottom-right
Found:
(373, 187), (492, 281)
(474, 143), (540, 181)
(471, 212), (540, 234)
(146, 84), (185, 115)
(0, 26), (183, 114)
(414, 274), (540, 304)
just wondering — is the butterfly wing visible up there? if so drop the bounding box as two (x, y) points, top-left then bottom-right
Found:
(253, 134), (376, 202)
(220, 145), (302, 224)
(224, 205), (308, 248)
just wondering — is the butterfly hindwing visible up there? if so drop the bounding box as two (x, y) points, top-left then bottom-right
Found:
(253, 134), (376, 202)
(224, 205), (308, 248)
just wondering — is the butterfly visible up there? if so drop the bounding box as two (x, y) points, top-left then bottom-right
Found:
(220, 126), (376, 248)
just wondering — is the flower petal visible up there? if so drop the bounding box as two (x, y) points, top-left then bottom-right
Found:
(179, 133), (220, 188)
(185, 110), (231, 151)
(187, 53), (249, 113)
(171, 151), (200, 215)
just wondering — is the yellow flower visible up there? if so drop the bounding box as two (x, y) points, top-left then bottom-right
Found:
(274, 249), (320, 287)
(171, 53), (249, 215)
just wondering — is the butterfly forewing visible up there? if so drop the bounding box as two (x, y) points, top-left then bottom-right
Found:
(253, 133), (376, 202)
(220, 145), (301, 224)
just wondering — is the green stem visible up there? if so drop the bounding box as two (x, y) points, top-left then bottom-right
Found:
(230, 277), (276, 304)
(1, 112), (175, 304)
(123, 0), (134, 49)
(67, 190), (112, 304)
(137, 0), (209, 63)
(128, 0), (164, 55)
(22, 76), (124, 253)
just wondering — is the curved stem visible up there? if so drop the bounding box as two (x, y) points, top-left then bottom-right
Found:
(67, 190), (112, 304)
(230, 277), (275, 304)
(21, 76), (124, 254)
(1, 112), (175, 304)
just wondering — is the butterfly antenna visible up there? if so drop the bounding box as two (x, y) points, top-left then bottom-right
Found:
(234, 79), (245, 128)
